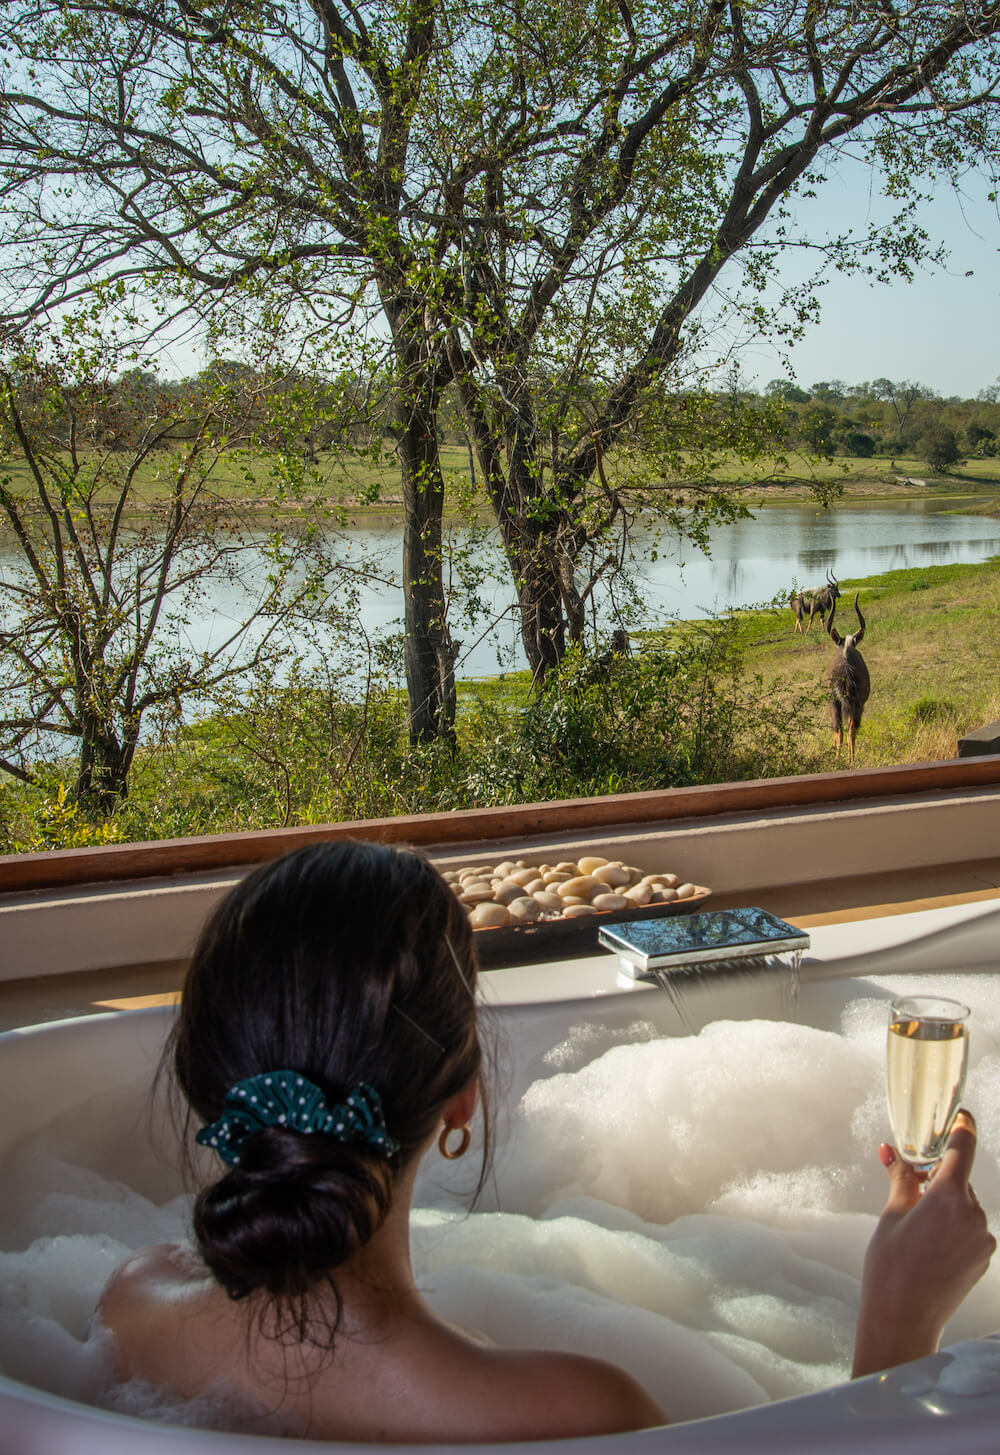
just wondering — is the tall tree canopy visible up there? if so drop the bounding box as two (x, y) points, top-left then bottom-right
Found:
(2, 0), (999, 738)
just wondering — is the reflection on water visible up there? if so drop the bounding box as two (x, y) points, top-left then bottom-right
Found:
(3, 497), (999, 682)
(626, 499), (1000, 646)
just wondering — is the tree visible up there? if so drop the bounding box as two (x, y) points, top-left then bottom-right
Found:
(870, 380), (932, 434)
(765, 380), (810, 404)
(799, 404), (838, 456)
(810, 382), (848, 403)
(0, 327), (347, 813)
(2, 1), (1000, 732)
(922, 424), (960, 472)
(964, 423), (996, 455)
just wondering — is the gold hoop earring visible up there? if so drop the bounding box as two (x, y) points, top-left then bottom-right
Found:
(438, 1123), (472, 1160)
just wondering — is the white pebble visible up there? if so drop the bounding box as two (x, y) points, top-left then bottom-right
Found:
(593, 864), (630, 888)
(557, 876), (601, 900)
(592, 893), (629, 911)
(460, 883), (496, 905)
(469, 901), (511, 928)
(532, 891), (564, 911)
(577, 856), (609, 874)
(624, 884), (653, 906)
(507, 898), (542, 923)
(493, 880), (529, 905)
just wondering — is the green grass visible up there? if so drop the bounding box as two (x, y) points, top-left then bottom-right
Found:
(723, 558), (1000, 769)
(460, 557), (1000, 771)
(5, 440), (998, 521)
(0, 441), (478, 515)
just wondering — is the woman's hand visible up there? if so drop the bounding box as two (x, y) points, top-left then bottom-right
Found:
(852, 1110), (995, 1379)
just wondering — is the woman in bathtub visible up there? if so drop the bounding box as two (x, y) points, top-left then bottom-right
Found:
(99, 840), (995, 1441)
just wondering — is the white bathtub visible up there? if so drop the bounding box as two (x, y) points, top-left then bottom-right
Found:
(2, 899), (1000, 1454)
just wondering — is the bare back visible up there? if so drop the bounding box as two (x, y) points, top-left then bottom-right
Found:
(99, 1242), (666, 1443)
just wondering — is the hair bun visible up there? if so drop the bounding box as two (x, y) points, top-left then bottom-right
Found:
(194, 1128), (393, 1300)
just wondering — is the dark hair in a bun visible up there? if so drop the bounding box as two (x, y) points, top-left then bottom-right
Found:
(168, 840), (484, 1330)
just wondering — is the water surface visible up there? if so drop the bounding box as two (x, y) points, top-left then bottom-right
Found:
(3, 496), (998, 683)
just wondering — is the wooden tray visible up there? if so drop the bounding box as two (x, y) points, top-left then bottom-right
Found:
(471, 886), (712, 969)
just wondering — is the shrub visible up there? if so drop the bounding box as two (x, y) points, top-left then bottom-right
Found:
(843, 431), (876, 457)
(922, 425), (959, 472)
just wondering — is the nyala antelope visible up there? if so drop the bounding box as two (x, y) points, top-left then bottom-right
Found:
(825, 594), (870, 764)
(789, 571), (840, 633)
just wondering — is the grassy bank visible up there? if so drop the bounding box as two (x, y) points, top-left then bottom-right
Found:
(716, 557), (1000, 766)
(460, 556), (1000, 764)
(4, 439), (999, 522)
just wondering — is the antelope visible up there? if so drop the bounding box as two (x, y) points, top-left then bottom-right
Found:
(789, 571), (840, 633)
(825, 593), (870, 764)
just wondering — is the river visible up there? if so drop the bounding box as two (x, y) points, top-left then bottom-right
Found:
(4, 495), (1000, 685)
(321, 495), (1000, 679)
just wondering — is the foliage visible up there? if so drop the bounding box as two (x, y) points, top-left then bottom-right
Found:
(3, 0), (1000, 742)
(843, 432), (876, 459)
(708, 376), (1000, 470)
(455, 624), (813, 802)
(922, 425), (960, 472)
(0, 320), (366, 812)
(5, 554), (1000, 852)
(0, 610), (814, 848)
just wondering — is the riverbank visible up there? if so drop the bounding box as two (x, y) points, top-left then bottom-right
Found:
(3, 555), (999, 855)
(460, 556), (1000, 766)
(4, 440), (998, 530)
(351, 454), (1000, 519)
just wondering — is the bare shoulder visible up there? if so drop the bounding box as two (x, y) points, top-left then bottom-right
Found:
(98, 1242), (238, 1392)
(102, 1241), (202, 1296)
(99, 1243), (211, 1331)
(484, 1347), (667, 1438)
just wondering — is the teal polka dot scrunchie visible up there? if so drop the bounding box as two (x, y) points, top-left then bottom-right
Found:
(195, 1073), (400, 1166)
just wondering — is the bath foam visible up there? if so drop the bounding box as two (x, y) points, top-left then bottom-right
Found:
(411, 1205), (854, 1420)
(0, 975), (999, 1429)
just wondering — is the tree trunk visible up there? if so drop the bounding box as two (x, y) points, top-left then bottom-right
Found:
(399, 397), (457, 746)
(455, 385), (573, 682)
(74, 713), (135, 816)
(510, 533), (567, 682)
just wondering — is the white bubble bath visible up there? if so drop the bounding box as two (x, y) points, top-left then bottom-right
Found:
(3, 899), (1000, 1454)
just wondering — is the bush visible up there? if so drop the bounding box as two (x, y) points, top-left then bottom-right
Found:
(878, 432), (920, 456)
(843, 431), (876, 457)
(922, 425), (959, 472)
(453, 619), (812, 804)
(964, 424), (995, 455)
(0, 614), (828, 845)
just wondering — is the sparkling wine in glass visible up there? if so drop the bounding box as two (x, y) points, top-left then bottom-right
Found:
(886, 995), (970, 1172)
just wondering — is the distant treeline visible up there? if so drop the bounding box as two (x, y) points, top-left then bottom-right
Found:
(754, 376), (1000, 467)
(16, 363), (1000, 473)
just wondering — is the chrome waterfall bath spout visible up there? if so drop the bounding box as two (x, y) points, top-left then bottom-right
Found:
(598, 908), (811, 984)
(598, 909), (811, 1033)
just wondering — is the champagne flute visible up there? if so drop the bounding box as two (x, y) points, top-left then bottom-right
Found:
(886, 995), (970, 1172)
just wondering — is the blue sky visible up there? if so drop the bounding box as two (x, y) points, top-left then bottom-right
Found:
(153, 160), (999, 400)
(737, 164), (1000, 400)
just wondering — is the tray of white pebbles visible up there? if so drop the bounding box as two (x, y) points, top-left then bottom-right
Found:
(443, 855), (711, 966)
